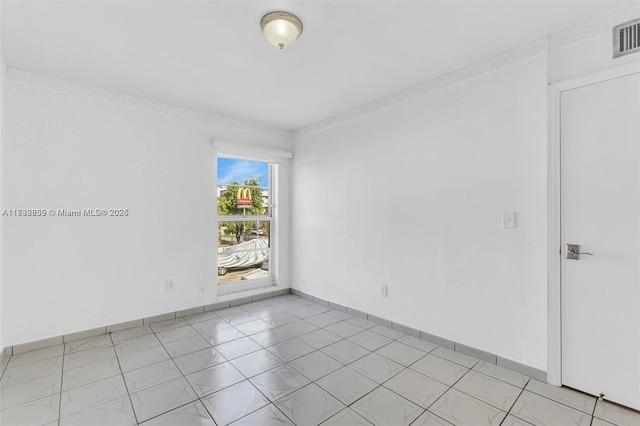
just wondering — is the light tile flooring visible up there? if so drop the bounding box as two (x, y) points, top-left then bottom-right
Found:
(1, 294), (639, 426)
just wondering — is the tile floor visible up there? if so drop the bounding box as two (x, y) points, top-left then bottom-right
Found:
(1, 294), (639, 425)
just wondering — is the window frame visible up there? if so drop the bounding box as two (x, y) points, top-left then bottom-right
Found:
(217, 161), (273, 294)
(212, 140), (291, 296)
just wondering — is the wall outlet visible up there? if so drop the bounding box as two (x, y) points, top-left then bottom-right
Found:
(165, 279), (175, 292)
(380, 285), (388, 297)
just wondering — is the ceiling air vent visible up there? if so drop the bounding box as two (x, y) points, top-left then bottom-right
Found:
(613, 18), (640, 58)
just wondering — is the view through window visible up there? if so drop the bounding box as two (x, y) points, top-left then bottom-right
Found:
(217, 157), (271, 286)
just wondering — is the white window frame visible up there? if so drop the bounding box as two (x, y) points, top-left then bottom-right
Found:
(212, 140), (292, 296)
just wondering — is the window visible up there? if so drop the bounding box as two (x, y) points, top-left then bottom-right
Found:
(213, 139), (291, 295)
(217, 156), (273, 293)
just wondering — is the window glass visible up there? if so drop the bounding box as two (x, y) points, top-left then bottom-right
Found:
(217, 157), (271, 286)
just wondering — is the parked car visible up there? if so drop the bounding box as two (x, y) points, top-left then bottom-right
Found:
(250, 228), (264, 235)
(218, 237), (268, 275)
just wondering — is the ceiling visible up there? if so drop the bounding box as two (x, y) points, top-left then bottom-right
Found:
(1, 1), (635, 132)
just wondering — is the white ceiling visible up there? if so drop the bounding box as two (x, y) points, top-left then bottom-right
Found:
(1, 1), (634, 131)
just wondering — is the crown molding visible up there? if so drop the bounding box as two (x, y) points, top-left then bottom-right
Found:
(5, 67), (288, 139)
(292, 4), (640, 139)
(549, 4), (640, 50)
(291, 38), (548, 139)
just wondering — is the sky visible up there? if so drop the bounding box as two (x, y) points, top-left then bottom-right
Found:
(217, 157), (268, 187)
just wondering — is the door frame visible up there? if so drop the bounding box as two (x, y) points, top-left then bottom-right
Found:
(547, 62), (640, 386)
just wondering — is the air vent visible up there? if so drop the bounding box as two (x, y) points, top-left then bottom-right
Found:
(613, 18), (640, 58)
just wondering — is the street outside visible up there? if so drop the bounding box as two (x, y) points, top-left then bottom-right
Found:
(218, 266), (263, 284)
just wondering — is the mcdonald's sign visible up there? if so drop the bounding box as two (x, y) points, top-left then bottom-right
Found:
(237, 187), (252, 209)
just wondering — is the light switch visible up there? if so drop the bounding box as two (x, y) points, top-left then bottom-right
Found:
(502, 211), (517, 229)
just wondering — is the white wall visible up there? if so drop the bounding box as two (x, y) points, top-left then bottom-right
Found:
(1, 79), (290, 347)
(291, 56), (549, 370)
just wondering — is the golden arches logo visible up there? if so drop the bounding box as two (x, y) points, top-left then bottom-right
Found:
(237, 188), (252, 200)
(237, 187), (252, 209)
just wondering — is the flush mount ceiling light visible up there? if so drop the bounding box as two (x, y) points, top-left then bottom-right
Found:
(260, 11), (303, 49)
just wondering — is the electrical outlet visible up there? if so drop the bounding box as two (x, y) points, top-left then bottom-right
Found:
(380, 285), (388, 297)
(165, 279), (175, 292)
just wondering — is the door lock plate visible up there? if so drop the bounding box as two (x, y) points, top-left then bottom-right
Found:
(566, 244), (580, 260)
(565, 244), (594, 260)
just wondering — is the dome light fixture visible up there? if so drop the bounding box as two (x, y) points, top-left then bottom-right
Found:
(260, 11), (303, 50)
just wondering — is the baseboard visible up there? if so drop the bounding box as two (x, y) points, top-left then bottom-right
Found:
(497, 355), (547, 383)
(0, 351), (8, 379)
(292, 288), (547, 383)
(2, 286), (292, 357)
(455, 342), (497, 364)
(2, 286), (547, 384)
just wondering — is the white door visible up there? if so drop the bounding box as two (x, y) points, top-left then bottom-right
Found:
(561, 71), (640, 410)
